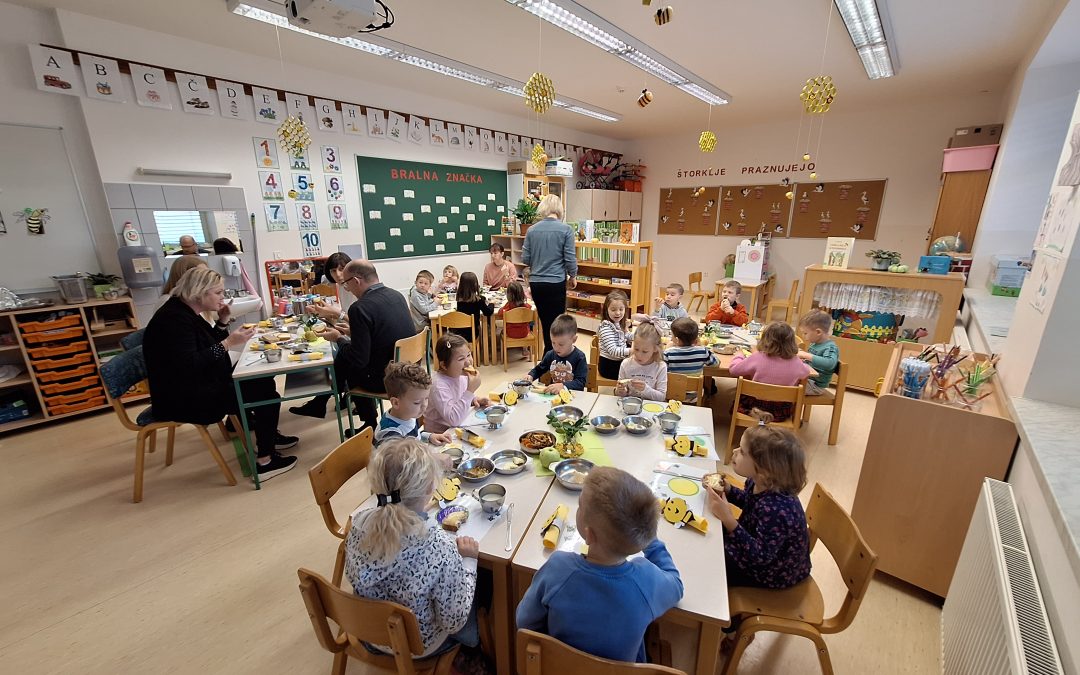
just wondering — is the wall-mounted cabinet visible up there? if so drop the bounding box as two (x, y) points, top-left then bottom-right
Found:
(567, 188), (621, 221)
(617, 191), (643, 221)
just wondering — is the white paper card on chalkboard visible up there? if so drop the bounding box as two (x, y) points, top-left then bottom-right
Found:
(403, 189), (415, 198)
(462, 196), (472, 204)
(446, 232), (456, 239)
(374, 242), (386, 251)
(404, 244), (414, 252)
(436, 196), (446, 204)
(497, 205), (505, 213)
(389, 228), (401, 236)
(438, 216), (448, 224)
(488, 193), (496, 201)
(459, 225), (469, 232)
(487, 219), (495, 226)
(421, 205), (431, 213)
(402, 213), (414, 221)
(363, 184), (376, 193)
(383, 196), (396, 206)
(369, 211), (382, 219)
(478, 204), (487, 212)
(475, 234), (484, 241)
(461, 245), (470, 252)
(424, 229), (434, 236)
(436, 244), (446, 252)
(451, 206), (460, 214)
(467, 213), (475, 221)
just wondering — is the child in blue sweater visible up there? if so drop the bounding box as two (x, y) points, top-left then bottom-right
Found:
(524, 314), (588, 392)
(516, 467), (684, 663)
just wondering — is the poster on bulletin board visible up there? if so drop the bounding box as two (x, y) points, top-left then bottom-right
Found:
(716, 183), (794, 237)
(656, 186), (719, 235)
(356, 155), (507, 260)
(788, 179), (886, 239)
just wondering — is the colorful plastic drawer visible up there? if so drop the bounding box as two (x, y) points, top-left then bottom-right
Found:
(19, 313), (82, 333)
(36, 364), (97, 383)
(47, 397), (106, 416)
(43, 387), (104, 407)
(31, 352), (93, 372)
(26, 340), (90, 359)
(39, 376), (102, 395)
(21, 327), (85, 344)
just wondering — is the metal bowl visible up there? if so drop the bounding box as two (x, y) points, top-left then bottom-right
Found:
(618, 396), (644, 415)
(622, 415), (653, 435)
(475, 483), (507, 514)
(549, 405), (585, 423)
(552, 458), (594, 491)
(519, 430), (557, 455)
(589, 415), (621, 435)
(511, 380), (532, 396)
(484, 405), (509, 427)
(441, 446), (465, 469)
(490, 449), (529, 475)
(657, 412), (681, 434)
(456, 457), (495, 482)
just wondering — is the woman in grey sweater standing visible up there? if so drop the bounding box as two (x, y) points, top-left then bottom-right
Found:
(521, 194), (577, 352)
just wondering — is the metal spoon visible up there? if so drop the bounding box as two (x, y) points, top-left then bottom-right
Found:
(504, 503), (515, 552)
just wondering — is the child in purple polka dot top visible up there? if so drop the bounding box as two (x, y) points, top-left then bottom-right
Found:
(706, 412), (811, 590)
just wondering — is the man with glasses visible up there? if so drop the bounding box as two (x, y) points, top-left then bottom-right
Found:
(290, 260), (416, 432)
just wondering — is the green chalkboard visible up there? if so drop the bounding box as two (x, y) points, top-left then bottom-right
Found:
(356, 155), (508, 260)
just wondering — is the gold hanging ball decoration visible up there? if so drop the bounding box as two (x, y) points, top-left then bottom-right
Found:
(698, 131), (717, 153)
(799, 75), (837, 114)
(810, 171), (818, 179)
(524, 72), (555, 114)
(785, 191), (794, 200)
(277, 115), (312, 156)
(531, 144), (549, 169)
(803, 153), (812, 161)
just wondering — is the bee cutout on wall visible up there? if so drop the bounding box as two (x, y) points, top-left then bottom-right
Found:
(780, 177), (791, 187)
(692, 186), (706, 198)
(654, 6), (673, 25)
(15, 208), (49, 235)
(638, 89), (654, 107)
(740, 187), (751, 197)
(814, 183), (825, 192)
(851, 223), (864, 234)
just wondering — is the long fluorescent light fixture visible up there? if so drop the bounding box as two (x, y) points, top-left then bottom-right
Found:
(503, 0), (730, 106)
(834, 0), (897, 79)
(229, 1), (621, 122)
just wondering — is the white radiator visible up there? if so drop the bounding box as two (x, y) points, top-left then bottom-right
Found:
(943, 479), (1063, 675)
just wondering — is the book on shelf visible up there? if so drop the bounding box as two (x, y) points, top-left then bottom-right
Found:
(823, 237), (855, 269)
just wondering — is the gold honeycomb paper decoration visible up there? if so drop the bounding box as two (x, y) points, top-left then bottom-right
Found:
(524, 72), (555, 114)
(698, 131), (717, 153)
(531, 144), (549, 170)
(277, 115), (312, 156)
(800, 75), (837, 114)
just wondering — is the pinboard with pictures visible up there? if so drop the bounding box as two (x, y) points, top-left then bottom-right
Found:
(716, 183), (794, 237)
(656, 186), (720, 235)
(788, 179), (886, 240)
(356, 155), (507, 260)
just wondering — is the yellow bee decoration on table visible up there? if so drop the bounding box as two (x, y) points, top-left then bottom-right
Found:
(503, 390), (519, 406)
(550, 389), (574, 406)
(654, 6), (673, 25)
(665, 435), (706, 458)
(660, 496), (709, 534)
(435, 476), (462, 503)
(666, 399), (683, 414)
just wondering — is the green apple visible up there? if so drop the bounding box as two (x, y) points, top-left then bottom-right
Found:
(897, 264), (909, 273)
(539, 447), (561, 470)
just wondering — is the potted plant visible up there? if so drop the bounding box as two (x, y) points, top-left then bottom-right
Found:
(85, 272), (121, 298)
(865, 250), (901, 271)
(512, 198), (539, 234)
(545, 410), (588, 460)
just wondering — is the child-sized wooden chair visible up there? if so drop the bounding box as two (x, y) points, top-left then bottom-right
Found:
(517, 629), (685, 675)
(764, 279), (800, 324)
(298, 568), (459, 675)
(686, 272), (714, 314)
(307, 427), (374, 586)
(434, 311), (481, 366)
(500, 306), (541, 371)
(344, 328), (429, 434)
(586, 335), (619, 393)
(723, 484), (878, 675)
(801, 361), (848, 446)
(725, 377), (806, 463)
(665, 373), (703, 404)
(311, 283), (337, 298)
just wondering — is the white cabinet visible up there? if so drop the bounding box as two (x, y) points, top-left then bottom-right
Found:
(618, 191), (643, 220)
(567, 189), (622, 221)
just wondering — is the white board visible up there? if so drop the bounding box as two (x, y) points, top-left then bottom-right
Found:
(0, 124), (99, 293)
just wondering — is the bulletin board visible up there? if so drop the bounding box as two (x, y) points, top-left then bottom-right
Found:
(0, 124), (99, 293)
(356, 155), (508, 260)
(716, 183), (795, 237)
(788, 179), (887, 240)
(656, 186), (720, 235)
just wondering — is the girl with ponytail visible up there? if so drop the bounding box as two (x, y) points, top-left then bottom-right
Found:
(345, 438), (481, 656)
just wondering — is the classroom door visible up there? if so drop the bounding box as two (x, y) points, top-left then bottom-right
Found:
(927, 170), (991, 252)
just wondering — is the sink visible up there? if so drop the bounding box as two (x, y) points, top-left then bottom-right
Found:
(228, 295), (263, 318)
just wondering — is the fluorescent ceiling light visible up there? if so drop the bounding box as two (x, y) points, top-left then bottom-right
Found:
(834, 0), (897, 79)
(504, 0), (731, 105)
(229, 1), (621, 122)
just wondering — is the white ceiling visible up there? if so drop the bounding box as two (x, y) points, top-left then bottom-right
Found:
(14, 0), (1059, 139)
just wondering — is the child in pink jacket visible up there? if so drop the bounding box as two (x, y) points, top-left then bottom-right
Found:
(729, 322), (812, 422)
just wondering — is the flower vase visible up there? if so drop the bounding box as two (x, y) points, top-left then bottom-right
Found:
(871, 259), (891, 271)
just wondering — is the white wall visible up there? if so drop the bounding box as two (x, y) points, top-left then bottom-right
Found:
(45, 9), (626, 294)
(0, 2), (112, 286)
(624, 93), (1005, 301)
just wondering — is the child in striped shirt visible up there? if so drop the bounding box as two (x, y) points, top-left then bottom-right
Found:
(664, 318), (717, 401)
(597, 290), (633, 380)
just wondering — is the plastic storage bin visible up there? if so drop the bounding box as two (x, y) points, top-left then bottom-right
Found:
(51, 275), (89, 304)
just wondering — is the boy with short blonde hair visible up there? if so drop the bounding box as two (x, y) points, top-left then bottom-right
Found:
(375, 361), (452, 448)
(516, 467), (683, 663)
(705, 280), (750, 326)
(408, 270), (439, 330)
(796, 309), (839, 395)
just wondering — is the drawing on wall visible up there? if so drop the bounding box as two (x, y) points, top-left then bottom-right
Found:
(1030, 252), (1063, 314)
(15, 207), (50, 235)
(1055, 121), (1080, 186)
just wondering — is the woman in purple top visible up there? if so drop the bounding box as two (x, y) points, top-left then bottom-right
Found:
(707, 414), (811, 589)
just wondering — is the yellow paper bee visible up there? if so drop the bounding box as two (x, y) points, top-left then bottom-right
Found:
(666, 399), (683, 414)
(637, 89), (653, 107)
(654, 6), (673, 25)
(660, 497), (709, 534)
(435, 476), (461, 502)
(665, 435), (706, 458)
(15, 208), (50, 235)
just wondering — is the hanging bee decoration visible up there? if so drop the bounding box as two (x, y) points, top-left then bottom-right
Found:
(654, 6), (673, 25)
(15, 208), (50, 235)
(638, 89), (654, 108)
(692, 186), (706, 198)
(780, 177), (791, 187)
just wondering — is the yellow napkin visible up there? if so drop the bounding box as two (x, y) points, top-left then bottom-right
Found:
(542, 504), (569, 550)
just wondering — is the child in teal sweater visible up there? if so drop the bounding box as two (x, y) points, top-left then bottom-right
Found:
(797, 310), (839, 395)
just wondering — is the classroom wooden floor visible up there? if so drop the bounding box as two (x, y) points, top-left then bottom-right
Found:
(0, 336), (943, 675)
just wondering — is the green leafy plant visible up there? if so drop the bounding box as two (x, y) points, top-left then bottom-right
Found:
(85, 272), (121, 285)
(865, 249), (901, 262)
(546, 410), (588, 447)
(513, 198), (539, 225)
